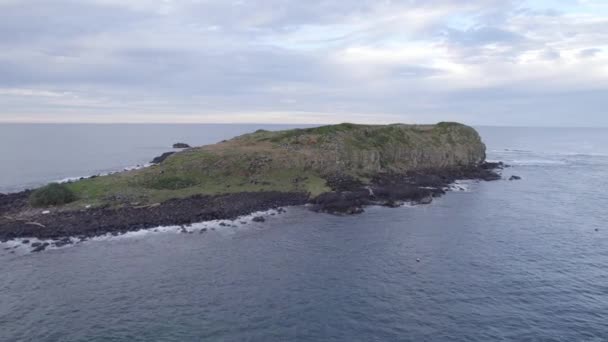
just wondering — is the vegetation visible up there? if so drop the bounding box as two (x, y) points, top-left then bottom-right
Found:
(30, 122), (484, 210)
(144, 176), (198, 190)
(30, 183), (78, 207)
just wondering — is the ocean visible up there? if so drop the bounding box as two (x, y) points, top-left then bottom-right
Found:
(1, 125), (607, 341)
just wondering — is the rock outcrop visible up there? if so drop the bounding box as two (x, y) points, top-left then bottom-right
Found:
(0, 122), (502, 240)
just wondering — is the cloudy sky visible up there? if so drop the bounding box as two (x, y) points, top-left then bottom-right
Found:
(0, 0), (606, 126)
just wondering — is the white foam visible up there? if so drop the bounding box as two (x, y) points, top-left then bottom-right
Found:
(1, 208), (288, 255)
(87, 208), (283, 242)
(509, 159), (566, 166)
(0, 237), (73, 256)
(55, 163), (153, 184)
(448, 180), (474, 192)
(490, 149), (533, 154)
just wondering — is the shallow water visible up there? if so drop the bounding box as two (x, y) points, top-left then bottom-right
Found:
(1, 125), (607, 341)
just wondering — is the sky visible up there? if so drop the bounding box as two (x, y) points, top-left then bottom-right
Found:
(0, 0), (606, 126)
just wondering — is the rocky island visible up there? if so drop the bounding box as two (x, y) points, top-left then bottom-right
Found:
(0, 122), (502, 247)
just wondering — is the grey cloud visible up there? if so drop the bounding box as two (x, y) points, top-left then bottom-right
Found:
(0, 0), (606, 126)
(0, 0), (149, 45)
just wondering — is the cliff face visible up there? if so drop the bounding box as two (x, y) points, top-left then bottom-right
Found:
(231, 122), (486, 175)
(55, 122), (488, 207)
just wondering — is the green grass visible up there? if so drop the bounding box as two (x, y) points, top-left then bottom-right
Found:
(35, 122), (482, 210)
(63, 158), (331, 208)
(144, 176), (198, 190)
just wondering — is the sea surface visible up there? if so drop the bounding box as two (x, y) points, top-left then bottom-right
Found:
(1, 125), (607, 341)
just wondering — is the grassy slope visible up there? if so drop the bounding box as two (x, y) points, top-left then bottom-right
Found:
(60, 122), (482, 209)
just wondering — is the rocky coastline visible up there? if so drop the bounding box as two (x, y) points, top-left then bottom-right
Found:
(0, 123), (506, 252)
(0, 162), (503, 250)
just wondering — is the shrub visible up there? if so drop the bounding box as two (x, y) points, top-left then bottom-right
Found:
(29, 183), (78, 207)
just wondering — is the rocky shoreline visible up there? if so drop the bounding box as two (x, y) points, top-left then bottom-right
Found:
(0, 162), (504, 250)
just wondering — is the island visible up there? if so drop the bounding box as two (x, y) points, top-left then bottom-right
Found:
(0, 122), (503, 249)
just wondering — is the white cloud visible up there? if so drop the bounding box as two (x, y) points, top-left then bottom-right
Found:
(0, 0), (606, 126)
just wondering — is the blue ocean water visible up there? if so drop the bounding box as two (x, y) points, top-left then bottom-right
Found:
(1, 125), (607, 341)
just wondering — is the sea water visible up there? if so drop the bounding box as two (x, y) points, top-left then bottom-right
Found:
(1, 125), (607, 341)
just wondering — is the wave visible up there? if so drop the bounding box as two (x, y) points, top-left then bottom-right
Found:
(508, 159), (567, 166)
(490, 148), (608, 158)
(490, 149), (533, 154)
(0, 208), (286, 255)
(447, 180), (474, 192)
(56, 163), (152, 184)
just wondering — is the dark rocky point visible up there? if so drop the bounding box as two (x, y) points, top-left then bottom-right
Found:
(31, 242), (49, 253)
(173, 143), (191, 149)
(150, 152), (175, 164)
(252, 216), (266, 222)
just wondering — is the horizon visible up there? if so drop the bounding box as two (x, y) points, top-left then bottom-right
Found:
(1, 0), (607, 126)
(0, 120), (606, 130)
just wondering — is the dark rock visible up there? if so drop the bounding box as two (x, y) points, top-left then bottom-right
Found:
(31, 242), (50, 253)
(346, 206), (364, 215)
(150, 152), (175, 164)
(481, 161), (504, 170)
(252, 216), (266, 222)
(54, 238), (72, 248)
(325, 173), (364, 192)
(31, 242), (42, 247)
(173, 143), (191, 149)
(509, 175), (522, 181)
(384, 200), (403, 208)
(22, 240), (30, 244)
(311, 190), (370, 215)
(415, 195), (433, 205)
(477, 170), (502, 181)
(219, 222), (228, 227)
(32, 244), (47, 253)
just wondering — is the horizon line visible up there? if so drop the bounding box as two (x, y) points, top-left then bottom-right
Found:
(0, 121), (605, 129)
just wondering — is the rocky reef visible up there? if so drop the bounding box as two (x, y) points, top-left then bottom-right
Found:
(0, 122), (503, 245)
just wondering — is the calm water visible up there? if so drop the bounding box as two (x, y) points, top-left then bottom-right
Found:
(1, 125), (607, 341)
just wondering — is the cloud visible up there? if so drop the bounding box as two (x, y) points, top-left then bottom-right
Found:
(0, 0), (607, 126)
